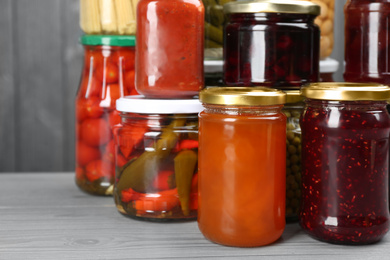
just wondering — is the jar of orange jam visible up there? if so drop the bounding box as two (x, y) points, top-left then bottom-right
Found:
(198, 87), (287, 247)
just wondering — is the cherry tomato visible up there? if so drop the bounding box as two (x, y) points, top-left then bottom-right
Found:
(152, 170), (175, 191)
(76, 141), (101, 166)
(102, 140), (115, 164)
(116, 49), (135, 71)
(76, 97), (104, 121)
(124, 70), (136, 94)
(85, 160), (111, 182)
(109, 110), (121, 126)
(84, 48), (104, 71)
(103, 84), (121, 107)
(80, 118), (112, 147)
(77, 75), (101, 98)
(96, 61), (119, 84)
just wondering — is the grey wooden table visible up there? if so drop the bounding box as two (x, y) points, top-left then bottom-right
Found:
(0, 173), (388, 259)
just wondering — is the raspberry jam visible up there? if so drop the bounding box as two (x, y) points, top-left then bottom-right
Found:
(223, 1), (320, 89)
(300, 83), (390, 244)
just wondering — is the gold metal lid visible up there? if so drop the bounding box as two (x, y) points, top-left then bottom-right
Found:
(284, 90), (303, 103)
(301, 83), (390, 101)
(224, 0), (320, 16)
(200, 87), (286, 106)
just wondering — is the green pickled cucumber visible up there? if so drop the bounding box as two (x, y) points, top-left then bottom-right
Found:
(205, 22), (223, 44)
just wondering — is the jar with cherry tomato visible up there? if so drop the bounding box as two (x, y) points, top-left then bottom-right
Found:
(135, 0), (205, 98)
(75, 35), (137, 196)
(114, 97), (203, 220)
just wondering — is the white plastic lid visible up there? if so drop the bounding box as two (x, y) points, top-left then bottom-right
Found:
(204, 60), (223, 73)
(320, 58), (339, 73)
(116, 96), (204, 114)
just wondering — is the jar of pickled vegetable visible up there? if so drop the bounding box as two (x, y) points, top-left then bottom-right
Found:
(75, 35), (137, 196)
(223, 0), (320, 89)
(300, 83), (390, 244)
(198, 87), (287, 247)
(319, 58), (339, 82)
(344, 0), (390, 84)
(204, 60), (224, 86)
(114, 97), (203, 221)
(283, 90), (304, 222)
(135, 0), (205, 98)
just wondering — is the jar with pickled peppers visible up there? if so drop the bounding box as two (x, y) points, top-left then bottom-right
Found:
(223, 0), (320, 89)
(113, 97), (203, 220)
(135, 0), (205, 98)
(198, 87), (287, 247)
(75, 35), (138, 196)
(300, 83), (390, 244)
(344, 0), (390, 84)
(283, 91), (304, 222)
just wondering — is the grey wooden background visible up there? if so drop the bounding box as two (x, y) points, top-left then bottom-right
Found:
(0, 0), (347, 172)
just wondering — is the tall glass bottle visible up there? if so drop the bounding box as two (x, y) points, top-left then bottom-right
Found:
(344, 0), (390, 84)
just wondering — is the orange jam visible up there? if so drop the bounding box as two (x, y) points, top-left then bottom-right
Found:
(198, 87), (287, 247)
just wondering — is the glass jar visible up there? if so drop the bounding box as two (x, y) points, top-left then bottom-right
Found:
(283, 91), (304, 222)
(344, 0), (390, 84)
(135, 0), (205, 98)
(198, 87), (287, 247)
(114, 97), (203, 221)
(75, 35), (137, 196)
(80, 0), (138, 35)
(300, 83), (390, 244)
(223, 0), (320, 89)
(297, 0), (335, 59)
(319, 58), (339, 82)
(203, 0), (237, 60)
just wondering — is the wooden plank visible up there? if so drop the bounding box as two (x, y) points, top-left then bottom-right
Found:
(14, 0), (64, 171)
(61, 0), (84, 171)
(0, 173), (390, 259)
(0, 0), (16, 171)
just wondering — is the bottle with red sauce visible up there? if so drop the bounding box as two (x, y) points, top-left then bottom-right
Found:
(135, 0), (204, 98)
(344, 0), (390, 84)
(223, 0), (320, 89)
(300, 83), (390, 244)
(75, 35), (137, 196)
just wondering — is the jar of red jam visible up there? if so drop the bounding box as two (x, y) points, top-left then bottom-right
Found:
(75, 35), (137, 196)
(198, 87), (287, 247)
(223, 0), (320, 89)
(114, 97), (203, 221)
(344, 0), (390, 84)
(135, 0), (205, 98)
(300, 83), (390, 244)
(283, 90), (304, 222)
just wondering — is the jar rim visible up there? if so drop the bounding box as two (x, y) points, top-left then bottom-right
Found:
(284, 90), (304, 104)
(302, 83), (390, 101)
(200, 87), (286, 106)
(224, 0), (320, 16)
(116, 96), (203, 114)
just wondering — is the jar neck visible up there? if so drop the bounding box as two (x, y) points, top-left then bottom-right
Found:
(202, 104), (284, 116)
(305, 99), (388, 111)
(228, 13), (316, 24)
(120, 113), (198, 126)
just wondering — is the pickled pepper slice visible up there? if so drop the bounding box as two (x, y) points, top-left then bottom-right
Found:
(174, 150), (198, 216)
(116, 119), (186, 193)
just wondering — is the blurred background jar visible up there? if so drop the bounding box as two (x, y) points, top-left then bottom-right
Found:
(319, 58), (339, 82)
(114, 97), (203, 221)
(344, 0), (390, 84)
(223, 0), (320, 89)
(283, 90), (304, 222)
(204, 60), (224, 86)
(75, 35), (137, 196)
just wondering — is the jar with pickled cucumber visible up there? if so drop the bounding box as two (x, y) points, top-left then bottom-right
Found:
(114, 97), (203, 221)
(203, 0), (236, 60)
(283, 90), (303, 222)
